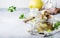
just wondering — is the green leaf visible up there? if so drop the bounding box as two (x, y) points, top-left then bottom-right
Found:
(19, 14), (25, 19)
(8, 6), (16, 12)
(54, 21), (60, 29)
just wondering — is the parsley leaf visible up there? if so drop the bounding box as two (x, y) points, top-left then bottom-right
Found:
(19, 14), (25, 19)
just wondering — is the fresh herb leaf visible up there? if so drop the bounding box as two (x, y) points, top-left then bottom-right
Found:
(8, 6), (16, 12)
(19, 14), (25, 19)
(54, 21), (60, 29)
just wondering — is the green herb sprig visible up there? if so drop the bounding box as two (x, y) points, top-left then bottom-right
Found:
(8, 6), (16, 12)
(19, 14), (25, 19)
(53, 21), (60, 29)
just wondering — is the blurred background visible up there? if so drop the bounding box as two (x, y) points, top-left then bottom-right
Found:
(0, 0), (60, 8)
(0, 0), (30, 8)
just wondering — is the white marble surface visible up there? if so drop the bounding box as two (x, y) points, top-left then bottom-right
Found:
(0, 8), (60, 38)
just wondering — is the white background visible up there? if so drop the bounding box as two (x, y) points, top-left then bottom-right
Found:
(0, 0), (60, 8)
(0, 0), (30, 8)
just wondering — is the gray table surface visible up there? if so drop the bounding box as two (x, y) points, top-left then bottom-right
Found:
(0, 8), (60, 38)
